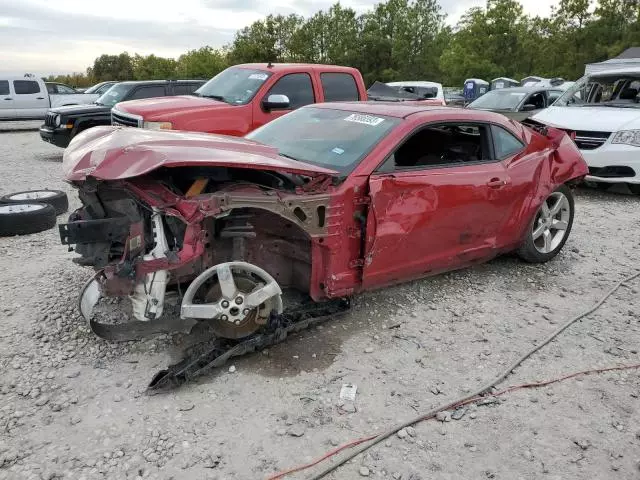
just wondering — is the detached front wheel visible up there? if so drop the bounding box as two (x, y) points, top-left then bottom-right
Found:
(517, 185), (574, 263)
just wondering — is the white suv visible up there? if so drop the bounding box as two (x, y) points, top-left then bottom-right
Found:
(531, 68), (640, 193)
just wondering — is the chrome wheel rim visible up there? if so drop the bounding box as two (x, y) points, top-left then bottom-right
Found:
(532, 192), (570, 254)
(9, 191), (57, 200)
(0, 204), (46, 214)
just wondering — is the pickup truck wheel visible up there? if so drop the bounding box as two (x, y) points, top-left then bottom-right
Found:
(0, 189), (68, 215)
(517, 185), (574, 263)
(0, 203), (56, 236)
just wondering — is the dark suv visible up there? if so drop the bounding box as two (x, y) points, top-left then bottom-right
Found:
(40, 79), (205, 148)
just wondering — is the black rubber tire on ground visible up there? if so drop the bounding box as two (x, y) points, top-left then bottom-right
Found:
(517, 184), (575, 264)
(627, 183), (640, 195)
(0, 203), (57, 236)
(0, 189), (68, 215)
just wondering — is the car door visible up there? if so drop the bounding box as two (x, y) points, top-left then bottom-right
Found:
(362, 122), (518, 288)
(0, 80), (14, 119)
(12, 80), (48, 118)
(252, 73), (316, 130)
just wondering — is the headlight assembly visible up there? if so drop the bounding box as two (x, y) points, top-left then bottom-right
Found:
(611, 130), (640, 147)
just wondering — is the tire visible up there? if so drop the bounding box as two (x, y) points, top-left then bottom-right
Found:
(0, 189), (68, 215)
(0, 203), (56, 236)
(517, 184), (575, 263)
(627, 183), (640, 195)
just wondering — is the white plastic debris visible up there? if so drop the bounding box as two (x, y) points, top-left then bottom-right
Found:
(340, 383), (358, 401)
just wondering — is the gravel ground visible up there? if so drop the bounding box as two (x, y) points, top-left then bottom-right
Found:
(0, 128), (639, 480)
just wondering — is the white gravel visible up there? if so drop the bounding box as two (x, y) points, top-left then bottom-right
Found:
(0, 127), (639, 480)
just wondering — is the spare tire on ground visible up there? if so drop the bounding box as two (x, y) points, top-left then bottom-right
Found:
(0, 190), (68, 215)
(0, 203), (57, 236)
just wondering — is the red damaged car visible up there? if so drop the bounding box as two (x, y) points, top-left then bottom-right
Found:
(60, 102), (587, 365)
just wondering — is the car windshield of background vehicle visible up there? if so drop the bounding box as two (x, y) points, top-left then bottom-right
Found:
(96, 84), (131, 106)
(193, 67), (272, 105)
(246, 107), (401, 174)
(555, 74), (640, 108)
(469, 90), (527, 110)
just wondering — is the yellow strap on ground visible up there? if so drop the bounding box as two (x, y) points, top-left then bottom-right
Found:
(186, 178), (209, 197)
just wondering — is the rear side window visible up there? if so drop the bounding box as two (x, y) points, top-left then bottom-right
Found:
(267, 73), (315, 110)
(0, 81), (9, 95)
(173, 83), (201, 95)
(14, 80), (40, 95)
(492, 125), (525, 159)
(321, 73), (360, 101)
(127, 85), (166, 100)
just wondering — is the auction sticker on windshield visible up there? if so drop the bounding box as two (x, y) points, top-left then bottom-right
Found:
(344, 113), (385, 126)
(248, 73), (269, 81)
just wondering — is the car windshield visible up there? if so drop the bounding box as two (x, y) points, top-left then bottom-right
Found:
(95, 84), (130, 107)
(555, 73), (640, 108)
(194, 67), (272, 105)
(469, 90), (527, 110)
(246, 107), (401, 174)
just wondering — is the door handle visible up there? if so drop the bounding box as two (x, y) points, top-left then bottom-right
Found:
(4, 98), (11, 101)
(36, 97), (45, 100)
(486, 177), (507, 188)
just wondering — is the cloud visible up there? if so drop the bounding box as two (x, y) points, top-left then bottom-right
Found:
(1, 0), (557, 74)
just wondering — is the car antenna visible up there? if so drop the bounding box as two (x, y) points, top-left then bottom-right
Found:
(267, 61), (274, 68)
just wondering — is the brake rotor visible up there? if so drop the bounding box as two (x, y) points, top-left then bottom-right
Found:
(203, 274), (273, 339)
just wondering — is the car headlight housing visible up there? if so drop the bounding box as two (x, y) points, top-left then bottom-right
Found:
(54, 115), (61, 127)
(143, 121), (173, 130)
(611, 130), (640, 147)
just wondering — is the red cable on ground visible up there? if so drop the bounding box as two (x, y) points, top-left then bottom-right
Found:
(266, 362), (640, 480)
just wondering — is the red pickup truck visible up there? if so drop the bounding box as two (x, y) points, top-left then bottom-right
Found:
(111, 63), (367, 135)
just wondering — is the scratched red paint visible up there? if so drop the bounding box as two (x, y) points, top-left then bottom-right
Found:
(61, 103), (588, 303)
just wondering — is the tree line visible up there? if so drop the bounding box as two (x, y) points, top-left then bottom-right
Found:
(46, 0), (640, 89)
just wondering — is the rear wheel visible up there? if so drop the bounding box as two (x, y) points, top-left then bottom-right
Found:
(517, 185), (574, 263)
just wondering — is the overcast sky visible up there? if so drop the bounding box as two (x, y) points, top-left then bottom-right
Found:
(1, 0), (557, 76)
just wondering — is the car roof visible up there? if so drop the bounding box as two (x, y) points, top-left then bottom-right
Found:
(310, 101), (447, 118)
(387, 81), (443, 89)
(115, 79), (205, 86)
(486, 86), (559, 93)
(589, 68), (640, 77)
(235, 63), (360, 73)
(309, 101), (510, 123)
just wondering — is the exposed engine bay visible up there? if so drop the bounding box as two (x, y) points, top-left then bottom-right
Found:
(60, 166), (336, 345)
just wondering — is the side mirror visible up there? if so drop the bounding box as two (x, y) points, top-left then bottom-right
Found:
(522, 104), (537, 112)
(262, 94), (290, 111)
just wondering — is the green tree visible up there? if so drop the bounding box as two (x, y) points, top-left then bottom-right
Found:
(132, 54), (177, 80)
(92, 53), (134, 81)
(176, 47), (229, 79)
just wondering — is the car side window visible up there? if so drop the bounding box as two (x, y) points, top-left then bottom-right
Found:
(492, 125), (525, 159)
(127, 85), (166, 100)
(0, 81), (9, 96)
(46, 84), (57, 94)
(14, 80), (41, 95)
(96, 84), (112, 95)
(547, 90), (562, 105)
(267, 73), (315, 110)
(525, 92), (545, 110)
(392, 123), (492, 170)
(173, 83), (200, 95)
(57, 84), (76, 94)
(320, 73), (359, 101)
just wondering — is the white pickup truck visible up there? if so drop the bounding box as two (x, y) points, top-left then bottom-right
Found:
(0, 75), (98, 121)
